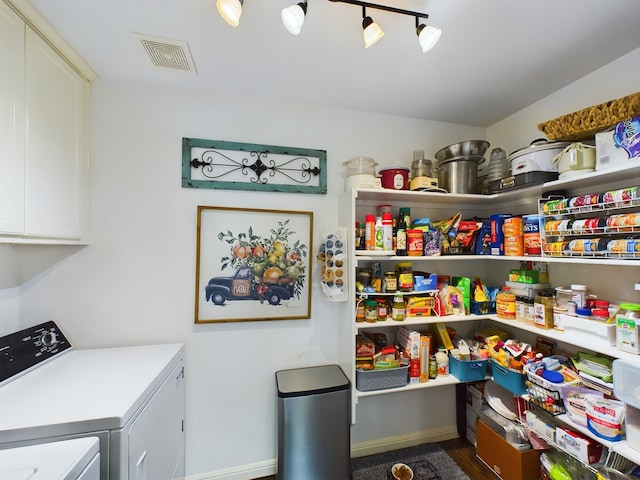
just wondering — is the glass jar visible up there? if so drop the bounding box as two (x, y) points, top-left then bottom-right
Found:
(396, 262), (413, 292)
(376, 298), (388, 321)
(364, 300), (378, 323)
(553, 305), (567, 330)
(496, 289), (516, 320)
(383, 271), (397, 293)
(392, 294), (405, 321)
(515, 295), (526, 322)
(522, 297), (535, 325)
(356, 299), (365, 322)
(534, 289), (556, 329)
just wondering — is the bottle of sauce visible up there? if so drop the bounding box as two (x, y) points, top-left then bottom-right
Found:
(396, 214), (407, 256)
(374, 216), (384, 250)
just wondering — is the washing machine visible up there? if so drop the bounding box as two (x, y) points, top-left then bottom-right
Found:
(0, 437), (100, 479)
(0, 321), (185, 480)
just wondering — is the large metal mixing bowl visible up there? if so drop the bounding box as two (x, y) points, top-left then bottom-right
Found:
(435, 140), (490, 163)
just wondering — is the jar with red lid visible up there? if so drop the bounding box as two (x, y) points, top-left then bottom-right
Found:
(496, 288), (516, 320)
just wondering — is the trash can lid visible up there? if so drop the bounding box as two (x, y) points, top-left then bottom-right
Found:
(276, 365), (350, 397)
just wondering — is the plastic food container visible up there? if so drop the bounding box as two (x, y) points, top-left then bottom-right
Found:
(379, 166), (409, 190)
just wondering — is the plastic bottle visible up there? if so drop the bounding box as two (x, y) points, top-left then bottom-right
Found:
(364, 214), (375, 251)
(382, 212), (393, 251)
(435, 350), (449, 376)
(374, 216), (384, 250)
(396, 214), (407, 256)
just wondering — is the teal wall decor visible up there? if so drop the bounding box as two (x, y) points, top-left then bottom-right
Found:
(182, 137), (327, 194)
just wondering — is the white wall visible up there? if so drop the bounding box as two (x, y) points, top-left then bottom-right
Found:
(4, 47), (639, 479)
(12, 81), (484, 478)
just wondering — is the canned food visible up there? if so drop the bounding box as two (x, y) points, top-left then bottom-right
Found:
(572, 217), (606, 234)
(567, 238), (607, 253)
(607, 239), (640, 255)
(544, 241), (569, 255)
(607, 213), (640, 231)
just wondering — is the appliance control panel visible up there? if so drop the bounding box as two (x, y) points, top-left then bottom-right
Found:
(0, 321), (72, 386)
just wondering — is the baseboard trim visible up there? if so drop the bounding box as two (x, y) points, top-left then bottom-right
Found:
(185, 426), (460, 479)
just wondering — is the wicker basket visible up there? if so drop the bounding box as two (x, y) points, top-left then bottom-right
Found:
(537, 92), (640, 141)
(355, 365), (409, 392)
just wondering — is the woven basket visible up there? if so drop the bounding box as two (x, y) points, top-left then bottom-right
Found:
(537, 91), (640, 141)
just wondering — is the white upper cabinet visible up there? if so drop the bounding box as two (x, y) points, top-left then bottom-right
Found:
(0, 0), (25, 234)
(0, 0), (94, 243)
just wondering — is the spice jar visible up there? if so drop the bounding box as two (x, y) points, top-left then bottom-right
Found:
(534, 289), (556, 329)
(616, 303), (640, 354)
(364, 300), (378, 323)
(496, 288), (516, 320)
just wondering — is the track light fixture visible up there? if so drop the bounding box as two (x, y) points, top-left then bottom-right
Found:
(217, 0), (440, 52)
(362, 7), (384, 48)
(416, 20), (442, 53)
(329, 0), (440, 52)
(216, 0), (243, 27)
(282, 2), (308, 35)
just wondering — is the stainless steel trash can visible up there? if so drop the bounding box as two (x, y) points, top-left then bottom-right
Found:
(276, 365), (351, 480)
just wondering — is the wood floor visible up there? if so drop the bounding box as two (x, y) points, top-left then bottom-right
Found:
(254, 436), (497, 479)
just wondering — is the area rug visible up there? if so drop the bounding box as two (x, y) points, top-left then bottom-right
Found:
(351, 443), (471, 480)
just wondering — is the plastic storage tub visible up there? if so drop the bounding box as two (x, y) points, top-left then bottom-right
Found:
(490, 359), (528, 396)
(449, 356), (488, 382)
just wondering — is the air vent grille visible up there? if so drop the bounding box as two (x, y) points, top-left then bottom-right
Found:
(133, 33), (197, 73)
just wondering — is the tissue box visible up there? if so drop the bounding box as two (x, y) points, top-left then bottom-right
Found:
(596, 116), (640, 171)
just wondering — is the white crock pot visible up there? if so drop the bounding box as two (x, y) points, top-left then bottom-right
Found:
(554, 143), (597, 179)
(509, 139), (572, 174)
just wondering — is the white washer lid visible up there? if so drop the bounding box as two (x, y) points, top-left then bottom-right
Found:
(0, 437), (99, 479)
(0, 343), (183, 443)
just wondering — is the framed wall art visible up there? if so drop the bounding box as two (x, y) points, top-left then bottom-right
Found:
(195, 206), (313, 323)
(182, 137), (327, 194)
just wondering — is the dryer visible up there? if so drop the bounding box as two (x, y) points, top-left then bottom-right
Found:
(0, 437), (100, 480)
(0, 321), (185, 479)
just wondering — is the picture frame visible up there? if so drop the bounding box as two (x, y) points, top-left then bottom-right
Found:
(182, 137), (327, 194)
(195, 206), (313, 323)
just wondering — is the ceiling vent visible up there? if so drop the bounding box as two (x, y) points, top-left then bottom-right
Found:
(133, 33), (197, 73)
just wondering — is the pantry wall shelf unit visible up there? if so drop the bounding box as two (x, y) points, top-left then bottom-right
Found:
(338, 163), (640, 424)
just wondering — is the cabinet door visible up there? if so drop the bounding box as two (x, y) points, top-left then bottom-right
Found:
(24, 28), (88, 239)
(0, 2), (25, 234)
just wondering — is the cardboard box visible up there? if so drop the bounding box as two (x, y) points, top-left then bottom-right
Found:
(476, 419), (540, 480)
(466, 382), (486, 414)
(555, 425), (604, 464)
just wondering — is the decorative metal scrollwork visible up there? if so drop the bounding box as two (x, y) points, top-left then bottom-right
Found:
(190, 149), (321, 185)
(182, 137), (327, 194)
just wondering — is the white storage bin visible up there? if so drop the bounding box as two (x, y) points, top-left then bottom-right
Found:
(561, 313), (616, 346)
(613, 359), (640, 409)
(625, 404), (640, 452)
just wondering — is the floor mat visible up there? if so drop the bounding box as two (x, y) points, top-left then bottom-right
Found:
(351, 443), (471, 480)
